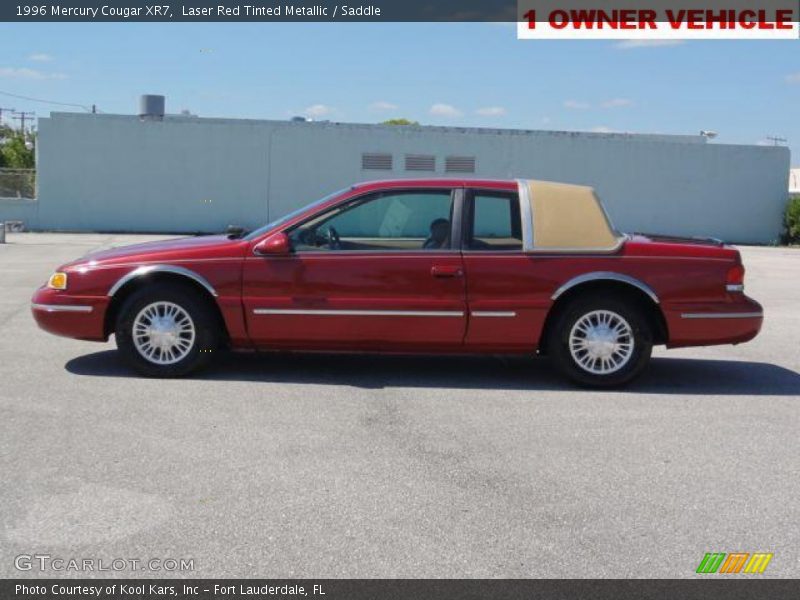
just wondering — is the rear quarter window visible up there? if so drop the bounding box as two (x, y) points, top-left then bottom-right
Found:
(468, 192), (523, 251)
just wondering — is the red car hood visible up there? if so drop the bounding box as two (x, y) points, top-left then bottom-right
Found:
(64, 235), (244, 267)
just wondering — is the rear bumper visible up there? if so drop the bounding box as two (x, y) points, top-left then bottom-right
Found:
(31, 287), (109, 341)
(665, 295), (763, 348)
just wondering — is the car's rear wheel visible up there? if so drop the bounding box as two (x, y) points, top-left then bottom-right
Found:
(115, 282), (219, 377)
(548, 294), (652, 387)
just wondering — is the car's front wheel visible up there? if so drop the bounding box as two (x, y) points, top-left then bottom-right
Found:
(548, 294), (652, 388)
(115, 282), (220, 377)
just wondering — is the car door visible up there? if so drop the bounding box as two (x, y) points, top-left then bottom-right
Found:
(242, 187), (467, 350)
(462, 187), (551, 351)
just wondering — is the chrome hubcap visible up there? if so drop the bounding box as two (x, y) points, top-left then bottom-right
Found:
(569, 310), (634, 375)
(132, 301), (195, 365)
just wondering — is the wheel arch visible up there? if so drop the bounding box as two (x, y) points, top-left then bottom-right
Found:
(104, 265), (229, 341)
(538, 273), (668, 353)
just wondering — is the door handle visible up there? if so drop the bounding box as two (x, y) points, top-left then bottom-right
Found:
(431, 265), (463, 278)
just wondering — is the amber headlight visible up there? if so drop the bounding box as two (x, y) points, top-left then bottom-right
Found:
(47, 272), (68, 290)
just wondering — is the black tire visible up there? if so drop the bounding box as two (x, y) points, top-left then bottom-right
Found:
(548, 293), (652, 388)
(115, 282), (220, 377)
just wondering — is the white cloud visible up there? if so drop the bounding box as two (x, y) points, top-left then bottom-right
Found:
(303, 104), (333, 118)
(563, 100), (591, 110)
(785, 73), (800, 84)
(369, 101), (398, 111)
(541, 116), (552, 124)
(590, 126), (616, 133)
(429, 103), (463, 118)
(475, 106), (507, 117)
(601, 98), (633, 109)
(614, 40), (686, 50)
(28, 53), (53, 62)
(0, 67), (67, 80)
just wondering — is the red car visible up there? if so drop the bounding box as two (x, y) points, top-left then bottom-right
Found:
(31, 178), (763, 387)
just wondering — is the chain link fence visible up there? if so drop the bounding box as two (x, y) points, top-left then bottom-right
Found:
(0, 168), (36, 199)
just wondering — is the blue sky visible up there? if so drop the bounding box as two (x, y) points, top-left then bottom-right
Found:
(1, 23), (798, 161)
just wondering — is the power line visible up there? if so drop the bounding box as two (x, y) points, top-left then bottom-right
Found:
(13, 110), (35, 131)
(0, 89), (93, 112)
(0, 106), (15, 124)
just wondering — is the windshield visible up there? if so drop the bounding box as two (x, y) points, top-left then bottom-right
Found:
(243, 188), (350, 241)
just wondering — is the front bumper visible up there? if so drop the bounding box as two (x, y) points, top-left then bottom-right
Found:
(664, 295), (763, 348)
(31, 287), (109, 341)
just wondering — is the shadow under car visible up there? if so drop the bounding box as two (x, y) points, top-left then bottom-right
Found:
(64, 350), (800, 396)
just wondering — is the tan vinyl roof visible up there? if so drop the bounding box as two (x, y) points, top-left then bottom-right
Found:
(523, 180), (621, 252)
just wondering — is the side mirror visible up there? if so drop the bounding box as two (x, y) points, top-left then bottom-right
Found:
(226, 224), (246, 239)
(254, 232), (291, 256)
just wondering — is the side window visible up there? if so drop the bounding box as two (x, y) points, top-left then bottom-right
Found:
(468, 192), (523, 251)
(290, 190), (454, 252)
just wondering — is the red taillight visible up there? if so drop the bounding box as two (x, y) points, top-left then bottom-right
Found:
(726, 263), (745, 290)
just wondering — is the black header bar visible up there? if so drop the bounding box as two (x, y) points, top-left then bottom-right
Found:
(4, 579), (800, 600)
(2, 0), (798, 22)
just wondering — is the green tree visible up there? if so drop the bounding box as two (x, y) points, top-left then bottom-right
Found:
(784, 196), (800, 244)
(0, 125), (12, 167)
(1, 131), (35, 168)
(382, 118), (419, 126)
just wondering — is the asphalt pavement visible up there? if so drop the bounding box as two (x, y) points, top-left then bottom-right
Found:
(1, 233), (798, 578)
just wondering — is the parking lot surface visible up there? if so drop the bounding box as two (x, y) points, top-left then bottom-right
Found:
(1, 233), (798, 578)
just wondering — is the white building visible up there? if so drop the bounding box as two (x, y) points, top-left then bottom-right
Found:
(790, 168), (800, 198)
(0, 108), (791, 243)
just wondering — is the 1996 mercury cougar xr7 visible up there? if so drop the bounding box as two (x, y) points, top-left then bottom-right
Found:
(32, 178), (763, 387)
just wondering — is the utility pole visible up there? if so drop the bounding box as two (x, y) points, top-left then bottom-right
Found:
(0, 107), (15, 125)
(766, 135), (787, 146)
(12, 110), (35, 132)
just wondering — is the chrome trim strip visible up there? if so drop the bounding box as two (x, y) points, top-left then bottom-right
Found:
(551, 272), (660, 304)
(440, 254), (731, 261)
(252, 309), (464, 317)
(82, 254), (733, 269)
(680, 312), (762, 319)
(516, 178), (535, 252)
(726, 284), (745, 293)
(471, 311), (517, 318)
(274, 250), (462, 257)
(596, 193), (622, 238)
(32, 303), (93, 313)
(107, 265), (218, 297)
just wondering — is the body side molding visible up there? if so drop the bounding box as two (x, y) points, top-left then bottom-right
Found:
(253, 308), (463, 317)
(107, 265), (218, 297)
(680, 312), (762, 319)
(32, 303), (94, 313)
(551, 271), (660, 304)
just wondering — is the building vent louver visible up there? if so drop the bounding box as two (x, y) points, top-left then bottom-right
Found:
(445, 156), (476, 173)
(362, 152), (393, 171)
(405, 154), (436, 172)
